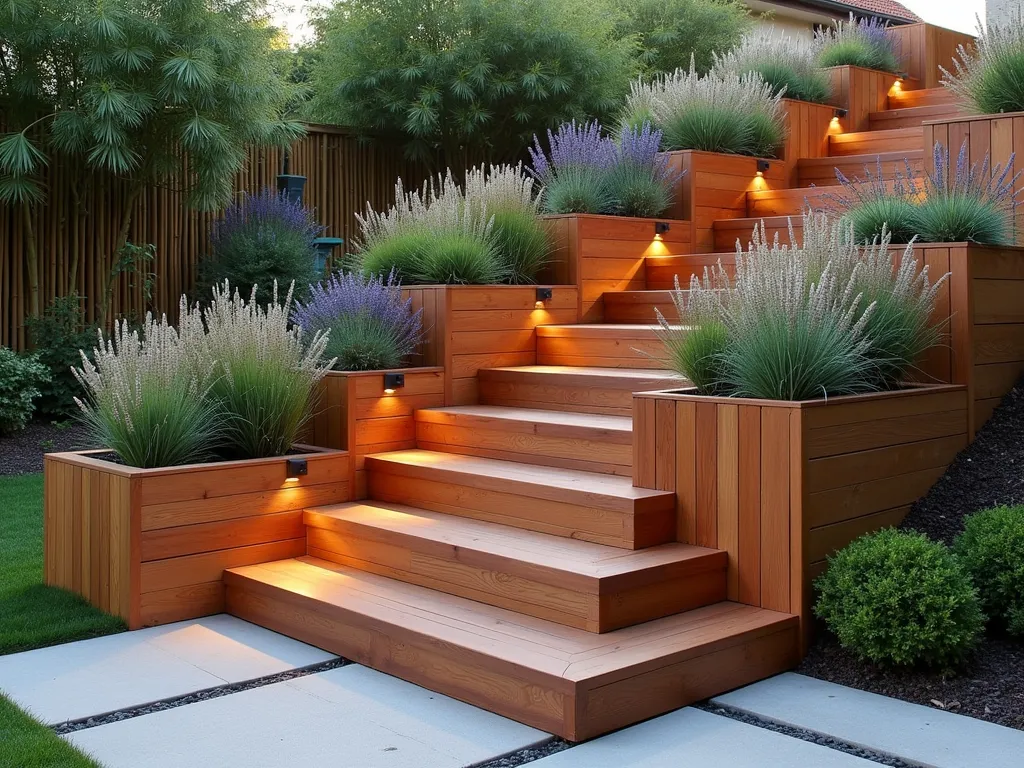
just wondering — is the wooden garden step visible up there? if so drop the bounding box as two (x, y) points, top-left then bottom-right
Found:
(645, 254), (736, 289)
(712, 215), (801, 252)
(888, 86), (957, 109)
(414, 405), (633, 476)
(746, 185), (840, 217)
(828, 126), (923, 157)
(869, 102), (963, 130)
(478, 365), (684, 416)
(224, 557), (799, 740)
(303, 501), (727, 631)
(603, 291), (680, 323)
(797, 149), (923, 186)
(536, 324), (668, 369)
(364, 449), (676, 549)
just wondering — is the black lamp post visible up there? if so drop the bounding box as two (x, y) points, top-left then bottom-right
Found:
(277, 146), (307, 203)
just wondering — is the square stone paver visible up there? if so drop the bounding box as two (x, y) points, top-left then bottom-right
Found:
(67, 664), (551, 768)
(529, 707), (873, 767)
(714, 673), (1024, 768)
(0, 614), (335, 724)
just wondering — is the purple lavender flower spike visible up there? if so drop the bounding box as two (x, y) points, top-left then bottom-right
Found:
(211, 188), (325, 252)
(291, 269), (423, 362)
(527, 120), (617, 181)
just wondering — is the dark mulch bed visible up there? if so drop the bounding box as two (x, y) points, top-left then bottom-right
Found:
(800, 377), (1024, 730)
(0, 420), (95, 476)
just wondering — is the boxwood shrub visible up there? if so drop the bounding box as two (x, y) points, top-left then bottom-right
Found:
(954, 505), (1024, 636)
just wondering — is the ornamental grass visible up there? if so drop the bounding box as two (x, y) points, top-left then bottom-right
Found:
(942, 12), (1024, 115)
(659, 211), (947, 400)
(714, 28), (832, 105)
(816, 14), (901, 74)
(624, 61), (787, 157)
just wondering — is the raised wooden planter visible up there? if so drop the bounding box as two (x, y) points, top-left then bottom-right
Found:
(43, 447), (350, 629)
(779, 98), (839, 185)
(307, 367), (444, 497)
(887, 22), (975, 89)
(402, 285), (578, 404)
(922, 113), (1024, 244)
(542, 214), (690, 322)
(665, 151), (787, 253)
(632, 384), (969, 640)
(826, 65), (913, 132)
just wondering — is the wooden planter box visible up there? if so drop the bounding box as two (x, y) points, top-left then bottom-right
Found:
(922, 113), (1024, 244)
(402, 285), (578, 404)
(826, 66), (914, 132)
(542, 214), (690, 322)
(632, 384), (969, 640)
(887, 22), (975, 89)
(664, 151), (787, 253)
(307, 367), (445, 497)
(43, 447), (350, 629)
(779, 98), (840, 185)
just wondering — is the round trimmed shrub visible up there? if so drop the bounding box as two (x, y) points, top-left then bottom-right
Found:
(0, 347), (49, 435)
(814, 528), (983, 668)
(954, 506), (1024, 636)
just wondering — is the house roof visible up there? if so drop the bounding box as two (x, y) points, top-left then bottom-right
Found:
(837, 0), (922, 23)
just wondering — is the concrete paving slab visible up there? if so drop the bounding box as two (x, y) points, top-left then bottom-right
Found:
(67, 664), (551, 768)
(714, 672), (1024, 768)
(529, 707), (873, 767)
(0, 615), (334, 724)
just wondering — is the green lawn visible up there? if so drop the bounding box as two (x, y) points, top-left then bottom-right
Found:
(0, 473), (125, 656)
(0, 694), (101, 768)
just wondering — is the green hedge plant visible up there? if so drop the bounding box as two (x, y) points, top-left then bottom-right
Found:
(714, 28), (832, 104)
(816, 14), (901, 74)
(0, 347), (48, 435)
(942, 12), (1024, 115)
(954, 506), (1024, 636)
(815, 528), (984, 668)
(24, 295), (96, 418)
(623, 63), (787, 157)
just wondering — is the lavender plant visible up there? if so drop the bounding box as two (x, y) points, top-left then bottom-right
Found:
(625, 63), (787, 157)
(714, 28), (832, 104)
(660, 211), (947, 399)
(942, 12), (1024, 115)
(827, 158), (923, 243)
(292, 270), (423, 371)
(606, 123), (681, 217)
(72, 311), (222, 468)
(816, 14), (901, 74)
(916, 140), (1019, 245)
(197, 188), (325, 306)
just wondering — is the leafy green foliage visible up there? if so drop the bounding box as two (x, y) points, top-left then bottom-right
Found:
(0, 348), (48, 435)
(612, 0), (750, 77)
(943, 12), (1024, 115)
(815, 529), (984, 669)
(954, 506), (1024, 636)
(24, 296), (97, 418)
(325, 313), (408, 371)
(307, 0), (633, 161)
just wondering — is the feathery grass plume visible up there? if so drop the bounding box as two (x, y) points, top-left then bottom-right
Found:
(72, 309), (221, 468)
(916, 140), (1019, 245)
(464, 164), (550, 283)
(816, 14), (901, 73)
(292, 270), (423, 371)
(825, 157), (923, 243)
(201, 281), (333, 459)
(942, 12), (1024, 114)
(606, 122), (682, 217)
(625, 61), (787, 157)
(714, 28), (832, 104)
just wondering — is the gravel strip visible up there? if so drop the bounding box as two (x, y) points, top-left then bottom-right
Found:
(0, 420), (93, 475)
(53, 657), (348, 734)
(469, 739), (572, 767)
(696, 702), (917, 767)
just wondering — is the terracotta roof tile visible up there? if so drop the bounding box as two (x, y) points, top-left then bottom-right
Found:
(837, 0), (923, 23)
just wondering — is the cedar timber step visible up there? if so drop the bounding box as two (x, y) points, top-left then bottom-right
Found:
(645, 254), (737, 289)
(828, 126), (923, 156)
(887, 86), (957, 109)
(746, 185), (840, 217)
(224, 557), (799, 740)
(303, 501), (727, 631)
(603, 291), (679, 323)
(712, 215), (801, 252)
(414, 405), (633, 475)
(364, 449), (677, 548)
(537, 324), (667, 369)
(869, 102), (964, 129)
(478, 365), (685, 416)
(797, 149), (924, 186)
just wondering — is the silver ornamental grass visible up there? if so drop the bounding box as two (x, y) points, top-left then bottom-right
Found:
(941, 13), (1024, 114)
(713, 28), (831, 104)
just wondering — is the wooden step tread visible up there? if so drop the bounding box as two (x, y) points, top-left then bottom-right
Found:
(536, 325), (669, 370)
(366, 449), (668, 503)
(537, 323), (664, 337)
(888, 87), (957, 108)
(713, 215), (797, 230)
(482, 365), (681, 382)
(416, 405), (632, 433)
(798, 149), (923, 167)
(225, 557), (799, 739)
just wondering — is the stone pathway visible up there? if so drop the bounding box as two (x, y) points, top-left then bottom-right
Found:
(3, 617), (1023, 767)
